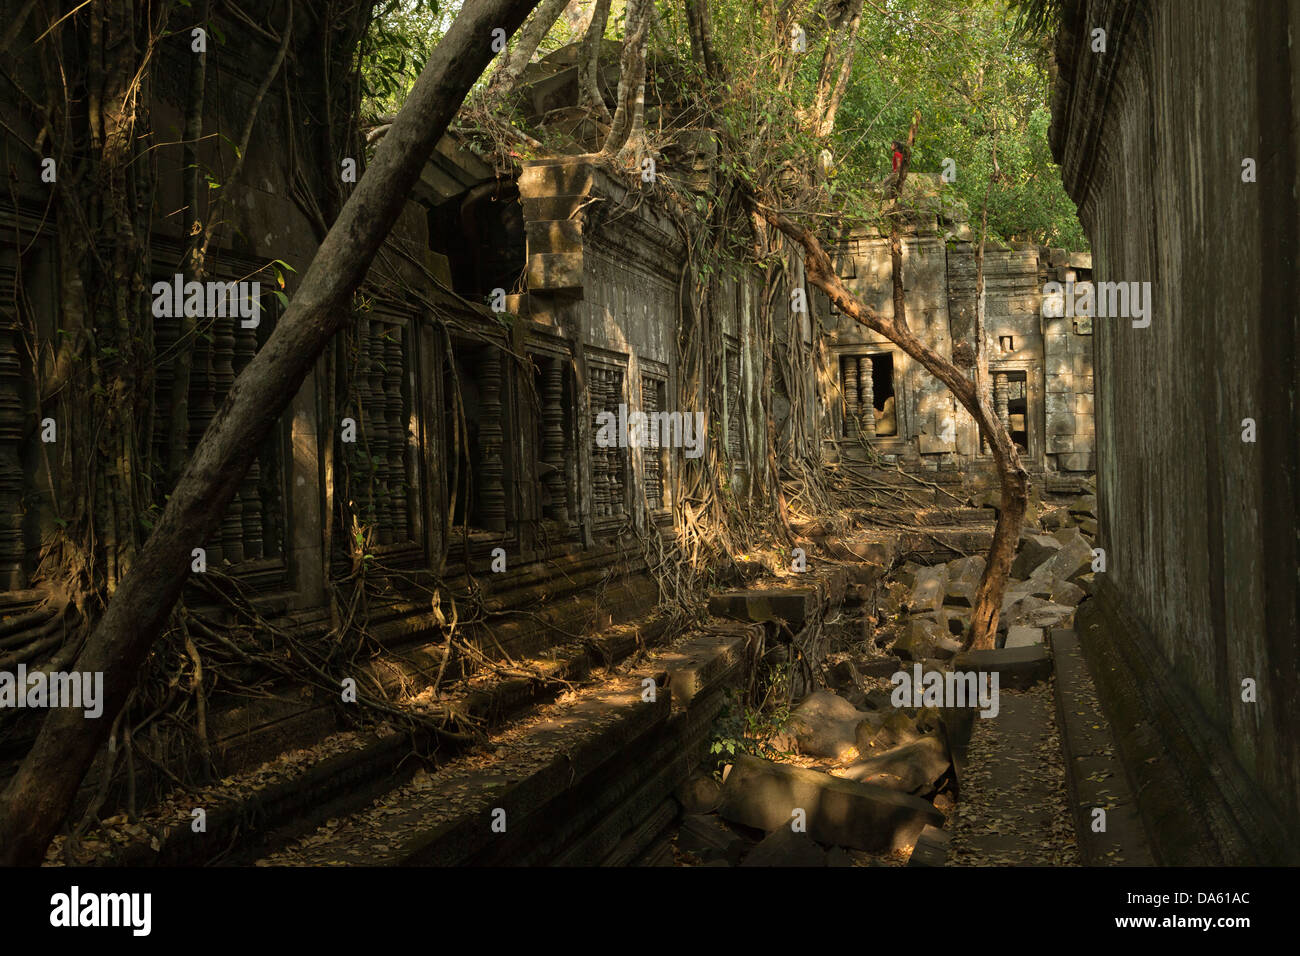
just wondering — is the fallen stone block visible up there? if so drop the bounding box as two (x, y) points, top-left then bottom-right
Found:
(1068, 494), (1097, 518)
(675, 773), (722, 814)
(906, 825), (951, 866)
(718, 754), (944, 852)
(1003, 594), (1052, 629)
(1011, 533), (1062, 579)
(1023, 602), (1074, 630)
(951, 645), (1052, 690)
(907, 566), (948, 614)
(894, 617), (948, 661)
(1051, 581), (1086, 607)
(857, 710), (926, 753)
(1005, 625), (1044, 648)
(708, 587), (817, 626)
(740, 826), (827, 867)
(942, 555), (986, 607)
(788, 690), (877, 761)
(1044, 528), (1093, 581)
(840, 735), (952, 794)
(931, 633), (964, 660)
(1041, 506), (1072, 531)
(677, 813), (749, 865)
(858, 657), (903, 678)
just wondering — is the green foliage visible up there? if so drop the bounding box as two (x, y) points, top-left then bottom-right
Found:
(708, 669), (795, 770)
(360, 0), (455, 117)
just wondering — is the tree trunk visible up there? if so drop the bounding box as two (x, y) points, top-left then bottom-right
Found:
(488, 0), (569, 98)
(0, 0), (542, 868)
(683, 0), (720, 82)
(578, 0), (612, 123)
(603, 0), (650, 158)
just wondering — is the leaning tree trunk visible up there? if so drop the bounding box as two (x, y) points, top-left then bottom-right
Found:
(0, 0), (542, 868)
(487, 0), (569, 98)
(752, 121), (1027, 652)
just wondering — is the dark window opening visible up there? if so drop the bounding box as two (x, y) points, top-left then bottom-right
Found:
(839, 352), (897, 438)
(426, 188), (525, 299)
(870, 353), (897, 436)
(1004, 370), (1029, 452)
(443, 343), (508, 534)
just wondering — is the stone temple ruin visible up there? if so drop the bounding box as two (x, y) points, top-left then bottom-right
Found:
(2, 0), (1293, 871)
(0, 9), (1097, 866)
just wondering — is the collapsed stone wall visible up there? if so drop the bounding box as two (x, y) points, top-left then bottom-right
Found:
(1051, 0), (1300, 861)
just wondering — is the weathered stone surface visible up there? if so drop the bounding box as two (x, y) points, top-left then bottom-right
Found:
(893, 617), (948, 661)
(675, 773), (722, 814)
(857, 710), (925, 753)
(1011, 533), (1062, 579)
(1005, 625), (1044, 648)
(906, 824), (952, 866)
(943, 555), (986, 607)
(1051, 580), (1086, 607)
(718, 755), (943, 852)
(841, 735), (951, 794)
(951, 645), (1052, 690)
(1068, 494), (1097, 518)
(931, 633), (964, 660)
(740, 826), (828, 867)
(708, 587), (816, 626)
(1039, 527), (1093, 585)
(1040, 506), (1072, 531)
(1003, 594), (1051, 626)
(858, 657), (903, 678)
(677, 813), (748, 865)
(907, 566), (948, 613)
(1023, 603), (1074, 629)
(788, 690), (877, 761)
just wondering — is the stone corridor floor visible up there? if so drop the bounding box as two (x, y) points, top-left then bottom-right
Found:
(947, 681), (1081, 866)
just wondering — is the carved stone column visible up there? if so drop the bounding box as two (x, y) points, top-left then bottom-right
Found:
(608, 369), (625, 515)
(591, 368), (610, 518)
(858, 355), (876, 438)
(384, 326), (407, 542)
(542, 357), (569, 525)
(368, 319), (392, 546)
(478, 347), (506, 532)
(234, 321), (262, 560)
(842, 356), (859, 438)
(0, 298), (25, 590)
(994, 372), (1011, 438)
(214, 319), (243, 563)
